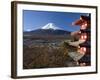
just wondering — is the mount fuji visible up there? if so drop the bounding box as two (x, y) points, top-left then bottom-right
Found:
(41, 23), (62, 30)
(24, 23), (71, 37)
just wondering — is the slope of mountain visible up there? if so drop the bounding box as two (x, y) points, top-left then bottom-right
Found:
(26, 29), (70, 35)
(24, 23), (70, 35)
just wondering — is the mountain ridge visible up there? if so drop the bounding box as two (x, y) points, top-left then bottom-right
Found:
(24, 23), (71, 37)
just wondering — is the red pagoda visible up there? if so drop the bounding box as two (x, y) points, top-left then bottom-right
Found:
(68, 14), (91, 66)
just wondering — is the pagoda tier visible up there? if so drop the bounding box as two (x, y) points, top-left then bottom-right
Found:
(71, 14), (91, 66)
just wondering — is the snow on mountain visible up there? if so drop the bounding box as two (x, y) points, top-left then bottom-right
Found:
(41, 23), (62, 30)
(24, 23), (71, 37)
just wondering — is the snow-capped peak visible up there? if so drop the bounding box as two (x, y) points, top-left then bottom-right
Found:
(41, 23), (61, 30)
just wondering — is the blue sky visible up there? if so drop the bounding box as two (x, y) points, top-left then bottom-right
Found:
(23, 10), (88, 32)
